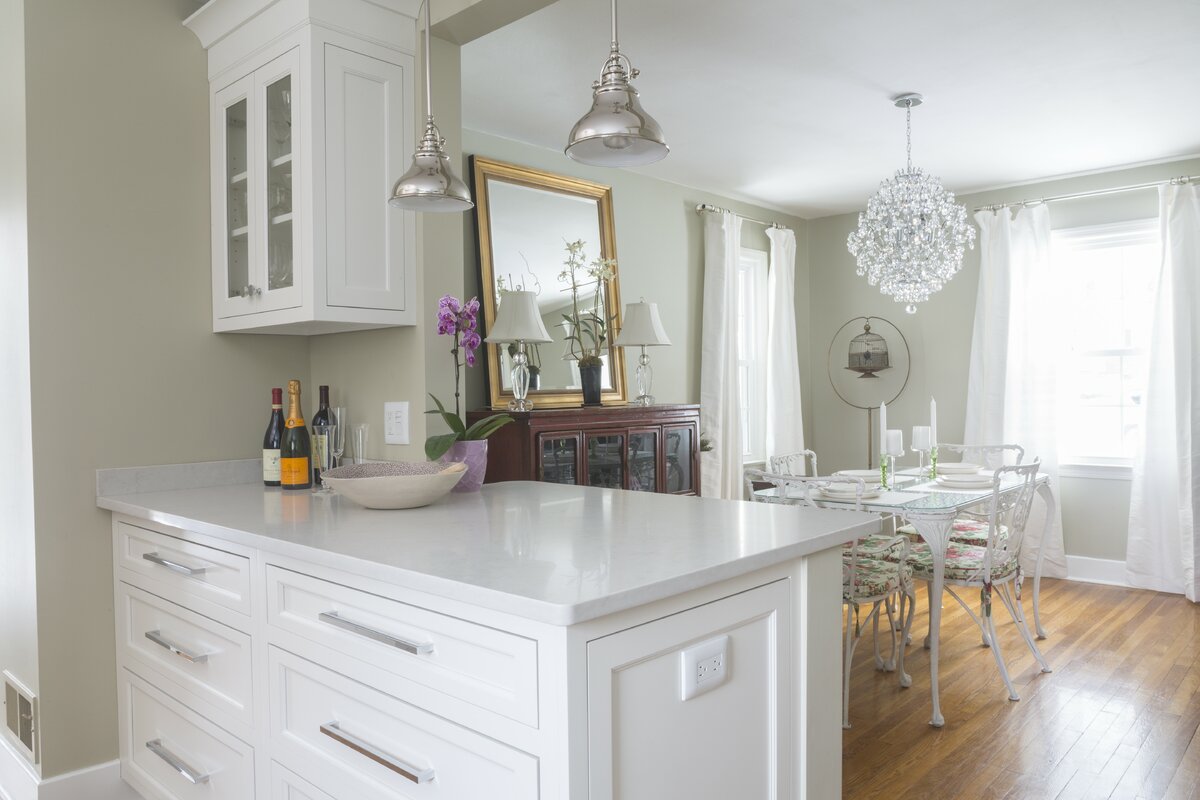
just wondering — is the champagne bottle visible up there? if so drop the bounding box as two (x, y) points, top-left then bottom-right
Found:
(311, 384), (332, 484)
(280, 379), (312, 490)
(262, 387), (284, 486)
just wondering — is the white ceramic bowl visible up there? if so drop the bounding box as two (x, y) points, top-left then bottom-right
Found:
(321, 462), (467, 509)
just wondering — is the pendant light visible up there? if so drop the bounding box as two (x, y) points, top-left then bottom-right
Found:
(564, 0), (668, 167)
(846, 94), (975, 313)
(388, 0), (473, 212)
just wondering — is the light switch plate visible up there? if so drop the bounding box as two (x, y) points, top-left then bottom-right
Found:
(384, 402), (410, 445)
(680, 635), (729, 701)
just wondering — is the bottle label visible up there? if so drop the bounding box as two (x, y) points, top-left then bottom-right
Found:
(280, 457), (310, 487)
(263, 449), (281, 482)
(285, 417), (306, 429)
(312, 434), (328, 471)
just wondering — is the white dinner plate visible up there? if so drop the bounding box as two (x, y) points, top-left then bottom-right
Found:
(935, 476), (995, 490)
(835, 469), (882, 479)
(819, 486), (882, 500)
(936, 462), (984, 475)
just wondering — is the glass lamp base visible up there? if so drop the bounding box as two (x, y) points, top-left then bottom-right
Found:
(632, 394), (654, 406)
(507, 397), (534, 412)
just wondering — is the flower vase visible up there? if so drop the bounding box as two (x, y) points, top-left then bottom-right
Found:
(579, 363), (603, 406)
(441, 440), (488, 492)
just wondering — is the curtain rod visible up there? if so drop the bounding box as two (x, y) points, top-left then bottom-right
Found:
(695, 203), (789, 229)
(974, 174), (1197, 213)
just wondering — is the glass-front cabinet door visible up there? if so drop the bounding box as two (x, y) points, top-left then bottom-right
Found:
(586, 433), (625, 490)
(665, 425), (696, 495)
(627, 430), (659, 492)
(213, 50), (301, 319)
(538, 433), (581, 485)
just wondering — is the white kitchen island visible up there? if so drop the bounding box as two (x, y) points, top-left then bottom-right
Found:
(97, 463), (878, 800)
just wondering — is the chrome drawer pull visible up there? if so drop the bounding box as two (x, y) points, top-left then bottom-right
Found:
(143, 552), (207, 577)
(320, 722), (435, 784)
(145, 630), (209, 664)
(317, 611), (434, 655)
(145, 739), (210, 785)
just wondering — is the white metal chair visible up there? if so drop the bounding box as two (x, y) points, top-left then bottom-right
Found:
(767, 449), (819, 477)
(745, 468), (914, 728)
(895, 461), (1051, 704)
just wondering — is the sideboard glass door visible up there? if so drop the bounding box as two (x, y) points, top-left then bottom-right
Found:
(665, 426), (696, 495)
(539, 433), (581, 485)
(586, 433), (626, 490)
(627, 430), (659, 492)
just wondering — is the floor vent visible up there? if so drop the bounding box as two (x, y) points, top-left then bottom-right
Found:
(3, 670), (38, 764)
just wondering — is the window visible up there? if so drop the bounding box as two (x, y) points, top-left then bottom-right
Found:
(1051, 219), (1160, 466)
(737, 248), (768, 463)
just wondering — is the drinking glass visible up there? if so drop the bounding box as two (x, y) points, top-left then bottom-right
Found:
(354, 423), (370, 464)
(312, 425), (335, 494)
(329, 408), (346, 468)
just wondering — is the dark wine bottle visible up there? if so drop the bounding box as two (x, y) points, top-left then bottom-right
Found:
(311, 384), (331, 483)
(262, 387), (284, 487)
(280, 379), (312, 490)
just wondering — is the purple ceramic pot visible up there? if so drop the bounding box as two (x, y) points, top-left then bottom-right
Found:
(441, 439), (488, 492)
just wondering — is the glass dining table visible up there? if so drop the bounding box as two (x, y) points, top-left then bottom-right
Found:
(753, 469), (1056, 727)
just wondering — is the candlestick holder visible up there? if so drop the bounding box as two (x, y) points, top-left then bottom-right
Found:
(930, 445), (938, 479)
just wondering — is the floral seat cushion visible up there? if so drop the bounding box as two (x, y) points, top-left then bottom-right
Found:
(843, 556), (913, 601)
(842, 533), (905, 560)
(895, 541), (1019, 583)
(897, 518), (1009, 546)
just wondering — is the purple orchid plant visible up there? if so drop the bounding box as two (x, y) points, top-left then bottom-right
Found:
(425, 294), (512, 460)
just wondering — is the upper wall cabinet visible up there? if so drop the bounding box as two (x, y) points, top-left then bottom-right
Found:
(186, 0), (419, 334)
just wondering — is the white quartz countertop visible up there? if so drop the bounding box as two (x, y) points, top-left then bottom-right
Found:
(97, 477), (878, 626)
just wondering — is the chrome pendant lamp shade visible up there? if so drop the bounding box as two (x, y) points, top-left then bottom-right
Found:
(388, 0), (473, 212)
(565, 0), (668, 167)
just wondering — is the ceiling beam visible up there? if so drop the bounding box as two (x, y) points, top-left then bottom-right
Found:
(430, 0), (557, 45)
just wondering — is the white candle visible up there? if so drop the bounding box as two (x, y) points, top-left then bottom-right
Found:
(886, 429), (904, 456)
(912, 425), (931, 451)
(930, 398), (938, 447)
(879, 402), (887, 459)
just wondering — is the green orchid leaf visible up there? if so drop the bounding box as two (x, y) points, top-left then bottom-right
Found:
(424, 393), (465, 435)
(425, 432), (461, 461)
(465, 414), (514, 440)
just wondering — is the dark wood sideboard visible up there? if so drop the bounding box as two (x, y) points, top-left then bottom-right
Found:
(466, 404), (702, 496)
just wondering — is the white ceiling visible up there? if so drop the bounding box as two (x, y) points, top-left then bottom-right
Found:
(461, 0), (1200, 218)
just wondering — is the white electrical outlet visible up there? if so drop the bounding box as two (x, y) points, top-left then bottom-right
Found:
(384, 401), (410, 445)
(680, 635), (729, 701)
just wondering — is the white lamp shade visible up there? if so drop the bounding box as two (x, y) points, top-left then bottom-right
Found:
(485, 291), (553, 344)
(615, 301), (671, 347)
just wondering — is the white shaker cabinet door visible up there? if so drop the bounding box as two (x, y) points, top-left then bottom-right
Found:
(323, 44), (415, 315)
(587, 580), (793, 800)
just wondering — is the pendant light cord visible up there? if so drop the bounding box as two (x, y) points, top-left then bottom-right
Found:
(905, 100), (912, 172)
(423, 0), (434, 121)
(610, 0), (619, 53)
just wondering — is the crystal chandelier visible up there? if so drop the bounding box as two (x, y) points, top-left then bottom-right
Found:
(847, 94), (975, 313)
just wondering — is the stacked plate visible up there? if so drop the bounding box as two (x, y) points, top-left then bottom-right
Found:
(934, 472), (995, 491)
(936, 462), (984, 475)
(820, 477), (882, 500)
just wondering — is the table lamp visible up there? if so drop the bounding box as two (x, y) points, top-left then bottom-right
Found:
(615, 300), (671, 406)
(486, 290), (553, 411)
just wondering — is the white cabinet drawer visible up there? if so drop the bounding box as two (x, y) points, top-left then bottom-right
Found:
(117, 522), (251, 615)
(119, 669), (254, 800)
(269, 647), (539, 800)
(117, 582), (254, 728)
(266, 566), (537, 726)
(272, 761), (335, 800)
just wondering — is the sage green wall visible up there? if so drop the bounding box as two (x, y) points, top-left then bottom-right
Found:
(808, 156), (1200, 563)
(0, 0), (42, 749)
(21, 0), (312, 776)
(461, 130), (814, 446)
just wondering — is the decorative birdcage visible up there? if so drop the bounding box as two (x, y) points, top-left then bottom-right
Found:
(846, 321), (891, 378)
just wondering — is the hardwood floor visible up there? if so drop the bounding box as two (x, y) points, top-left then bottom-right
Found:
(843, 579), (1200, 799)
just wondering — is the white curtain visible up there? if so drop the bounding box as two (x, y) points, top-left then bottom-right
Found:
(700, 210), (743, 499)
(1127, 183), (1200, 601)
(965, 204), (1067, 578)
(765, 227), (805, 467)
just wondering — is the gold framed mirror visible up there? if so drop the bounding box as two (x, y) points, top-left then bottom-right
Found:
(472, 156), (627, 409)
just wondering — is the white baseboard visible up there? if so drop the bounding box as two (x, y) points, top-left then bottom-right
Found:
(1065, 554), (1129, 587)
(0, 741), (140, 800)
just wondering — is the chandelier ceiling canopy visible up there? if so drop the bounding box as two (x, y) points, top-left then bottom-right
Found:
(847, 94), (975, 313)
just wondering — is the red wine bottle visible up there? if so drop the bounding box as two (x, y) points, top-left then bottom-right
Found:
(311, 384), (332, 483)
(262, 388), (284, 486)
(280, 380), (312, 490)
